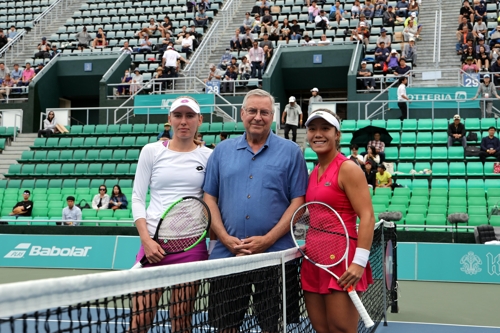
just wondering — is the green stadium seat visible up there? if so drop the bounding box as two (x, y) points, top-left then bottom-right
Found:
(7, 180), (21, 188)
(480, 118), (496, 130)
(432, 119), (449, 131)
(468, 215), (488, 228)
(448, 189), (467, 199)
(483, 162), (500, 176)
(102, 163), (116, 175)
(451, 197), (467, 207)
(58, 138), (72, 149)
(86, 150), (100, 161)
(145, 124), (159, 135)
(387, 204), (407, 217)
(431, 162), (448, 176)
(390, 196), (409, 207)
(74, 163), (89, 176)
(426, 214), (448, 231)
(235, 122), (245, 132)
(413, 162), (431, 175)
(464, 118), (480, 130)
(82, 210), (97, 219)
(371, 120), (386, 128)
(121, 137), (136, 147)
(393, 187), (411, 198)
(71, 150), (86, 162)
(116, 164), (130, 175)
(83, 137), (97, 148)
(60, 163), (75, 176)
(485, 180), (500, 192)
(35, 179), (49, 188)
(120, 124), (133, 134)
(132, 124), (145, 134)
(94, 124), (108, 136)
(88, 163), (102, 176)
(397, 179), (412, 189)
(47, 164), (61, 175)
(97, 209), (114, 220)
(448, 147), (464, 159)
(49, 179), (62, 189)
(46, 138), (59, 148)
(356, 119), (371, 130)
(468, 188), (485, 199)
(113, 150), (126, 161)
(386, 119), (401, 131)
(417, 119), (433, 131)
(107, 124), (121, 135)
(430, 178), (448, 189)
(22, 164), (36, 176)
(222, 122), (237, 133)
(467, 179), (484, 190)
(199, 123), (210, 133)
(384, 147), (398, 160)
(466, 162), (484, 176)
(32, 138), (46, 149)
(412, 188), (430, 197)
(341, 120), (356, 132)
(408, 205), (427, 217)
(19, 151), (34, 163)
(432, 132), (448, 145)
(72, 137), (84, 148)
(412, 179), (429, 189)
(414, 147), (431, 160)
(129, 164), (137, 176)
(69, 125), (83, 136)
(57, 150), (72, 162)
(97, 137), (110, 147)
(416, 132), (432, 144)
(396, 162), (413, 174)
(135, 136), (149, 147)
(431, 147), (448, 160)
(487, 188), (500, 198)
(114, 209), (131, 220)
(119, 179), (133, 188)
(83, 125), (96, 136)
(46, 150), (60, 162)
(449, 179), (466, 189)
(389, 132), (400, 144)
(468, 197), (487, 208)
(448, 206), (467, 214)
(401, 132), (416, 145)
(304, 148), (317, 161)
(449, 162), (465, 176)
(33, 151), (47, 162)
(373, 204), (388, 213)
(22, 180), (36, 189)
(99, 150), (113, 161)
(374, 187), (392, 198)
(405, 214), (425, 231)
(125, 150), (140, 161)
(402, 119), (417, 131)
(399, 147), (415, 160)
(90, 179), (104, 189)
(109, 137), (122, 148)
(6, 164), (21, 176)
(410, 196), (429, 206)
(209, 123), (223, 134)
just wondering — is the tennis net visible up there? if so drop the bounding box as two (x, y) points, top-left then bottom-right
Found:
(0, 221), (397, 333)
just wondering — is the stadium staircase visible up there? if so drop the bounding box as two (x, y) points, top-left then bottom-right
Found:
(410, 0), (468, 87)
(277, 127), (307, 148)
(6, 0), (85, 69)
(0, 133), (36, 180)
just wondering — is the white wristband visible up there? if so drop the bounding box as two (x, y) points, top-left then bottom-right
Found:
(352, 248), (370, 268)
(208, 240), (217, 255)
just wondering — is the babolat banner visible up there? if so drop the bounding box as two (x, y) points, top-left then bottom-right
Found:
(134, 93), (215, 114)
(0, 235), (116, 269)
(388, 86), (479, 109)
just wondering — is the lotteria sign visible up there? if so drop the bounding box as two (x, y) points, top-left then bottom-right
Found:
(388, 87), (479, 109)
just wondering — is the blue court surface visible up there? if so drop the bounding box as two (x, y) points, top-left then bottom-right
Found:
(376, 322), (500, 333)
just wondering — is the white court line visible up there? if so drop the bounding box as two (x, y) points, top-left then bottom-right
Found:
(386, 321), (500, 329)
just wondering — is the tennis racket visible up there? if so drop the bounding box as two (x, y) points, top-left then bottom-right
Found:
(132, 196), (211, 269)
(291, 201), (374, 328)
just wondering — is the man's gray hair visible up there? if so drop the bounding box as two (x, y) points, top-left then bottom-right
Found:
(242, 89), (275, 112)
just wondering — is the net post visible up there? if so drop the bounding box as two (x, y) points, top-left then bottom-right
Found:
(390, 225), (399, 314)
(281, 252), (288, 333)
(381, 221), (388, 327)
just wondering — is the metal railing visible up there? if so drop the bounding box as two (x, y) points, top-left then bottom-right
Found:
(31, 0), (79, 40)
(0, 110), (23, 139)
(101, 52), (129, 82)
(0, 30), (27, 65)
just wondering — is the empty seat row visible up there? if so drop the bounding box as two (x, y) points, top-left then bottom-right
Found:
(5, 163), (137, 178)
(340, 118), (499, 132)
(20, 149), (141, 163)
(0, 178), (133, 190)
(31, 136), (153, 149)
(375, 186), (500, 199)
(390, 178), (499, 191)
(396, 162), (500, 177)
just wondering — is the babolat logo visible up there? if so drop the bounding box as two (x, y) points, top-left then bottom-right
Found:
(4, 243), (92, 258)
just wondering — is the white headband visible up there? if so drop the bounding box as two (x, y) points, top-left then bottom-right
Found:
(305, 110), (340, 130)
(169, 97), (201, 114)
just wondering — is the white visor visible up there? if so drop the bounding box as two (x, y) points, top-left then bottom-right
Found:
(305, 110), (340, 130)
(169, 98), (201, 114)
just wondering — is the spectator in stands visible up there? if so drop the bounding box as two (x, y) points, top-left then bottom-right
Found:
(120, 41), (134, 54)
(9, 190), (33, 217)
(242, 27), (254, 49)
(117, 69), (131, 96)
(0, 74), (13, 101)
(109, 185), (128, 210)
(383, 6), (398, 27)
(0, 30), (8, 49)
(262, 45), (273, 71)
(479, 126), (500, 162)
(138, 34), (153, 53)
(408, 0), (418, 16)
(348, 144), (365, 166)
(490, 57), (500, 85)
(456, 16), (472, 42)
(308, 1), (321, 23)
(158, 122), (172, 141)
(189, 25), (202, 42)
(364, 145), (380, 166)
(129, 69), (143, 95)
(461, 45), (476, 64)
(92, 28), (106, 49)
(457, 26), (474, 55)
(160, 16), (173, 38)
(447, 115), (467, 148)
(374, 41), (390, 69)
(197, 133), (206, 146)
(476, 38), (490, 54)
(329, 1), (345, 24)
(187, 0), (197, 13)
(280, 18), (292, 43)
(368, 132), (386, 162)
(19, 63), (34, 86)
(238, 56), (251, 81)
(401, 38), (417, 66)
(374, 0), (388, 17)
(260, 33), (274, 50)
(61, 196), (81, 226)
(221, 65), (238, 93)
(10, 64), (22, 86)
(302, 34), (316, 46)
(396, 0), (409, 17)
(387, 49), (400, 71)
(230, 29), (244, 51)
(377, 29), (391, 48)
(290, 19), (302, 42)
(92, 185), (110, 210)
(147, 18), (160, 36)
(472, 74), (500, 117)
(269, 20), (280, 44)
(394, 58), (411, 76)
(364, 160), (376, 188)
(7, 26), (17, 41)
(351, 0), (361, 18)
(397, 76), (409, 120)
(476, 45), (490, 71)
(204, 63), (223, 84)
(258, 0), (271, 16)
(181, 32), (194, 57)
(49, 45), (59, 59)
(459, 0), (474, 23)
(37, 110), (57, 137)
(315, 10), (332, 33)
(0, 62), (9, 83)
(219, 49), (232, 70)
(261, 9), (273, 35)
(249, 41), (264, 79)
(463, 56), (479, 73)
(240, 12), (254, 34)
(34, 63), (44, 75)
(362, 0), (375, 18)
(308, 88), (322, 119)
(474, 1), (487, 22)
(473, 17), (487, 39)
(154, 67), (166, 91)
(489, 25), (500, 49)
(376, 164), (392, 188)
(195, 9), (209, 27)
(75, 27), (92, 51)
(358, 61), (375, 91)
(350, 21), (370, 47)
(199, 0), (210, 11)
(252, 14), (261, 33)
(281, 96), (302, 142)
(317, 34), (331, 46)
(35, 37), (50, 59)
(403, 18), (419, 41)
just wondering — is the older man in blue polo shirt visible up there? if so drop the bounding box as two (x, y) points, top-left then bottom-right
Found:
(203, 89), (308, 331)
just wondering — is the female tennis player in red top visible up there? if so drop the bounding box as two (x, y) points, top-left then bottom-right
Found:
(302, 109), (375, 333)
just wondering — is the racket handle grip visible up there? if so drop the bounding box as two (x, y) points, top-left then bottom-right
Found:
(348, 288), (374, 328)
(131, 261), (143, 269)
(130, 257), (149, 269)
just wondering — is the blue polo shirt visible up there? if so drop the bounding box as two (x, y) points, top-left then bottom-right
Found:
(203, 132), (308, 259)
